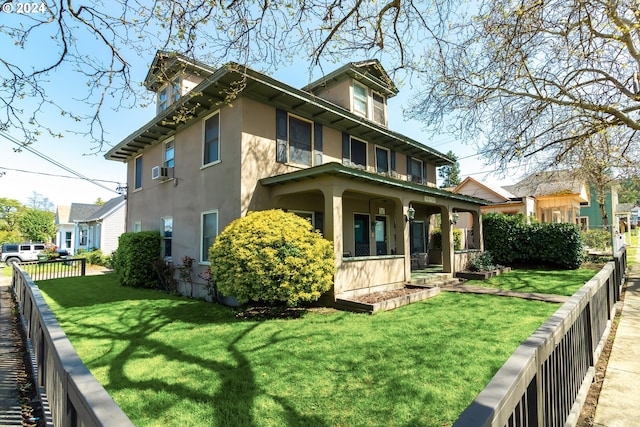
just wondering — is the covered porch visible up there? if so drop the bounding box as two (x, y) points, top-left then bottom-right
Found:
(260, 163), (488, 300)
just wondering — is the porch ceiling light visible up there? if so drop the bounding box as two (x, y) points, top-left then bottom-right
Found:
(406, 205), (415, 222)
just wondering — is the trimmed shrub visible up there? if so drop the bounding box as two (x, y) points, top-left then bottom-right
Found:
(209, 210), (335, 307)
(115, 231), (162, 288)
(431, 228), (463, 251)
(581, 229), (612, 251)
(483, 213), (584, 269)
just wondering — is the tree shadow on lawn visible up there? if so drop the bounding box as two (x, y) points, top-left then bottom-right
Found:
(48, 290), (330, 426)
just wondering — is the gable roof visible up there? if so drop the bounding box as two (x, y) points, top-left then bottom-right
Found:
(144, 51), (216, 91)
(79, 196), (126, 222)
(69, 203), (102, 222)
(55, 205), (71, 225)
(106, 55), (452, 168)
(302, 60), (399, 98)
(503, 170), (588, 201)
(453, 177), (517, 202)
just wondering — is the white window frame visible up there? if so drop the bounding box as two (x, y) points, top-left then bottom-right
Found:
(292, 210), (315, 229)
(171, 76), (182, 102)
(200, 210), (219, 264)
(157, 87), (168, 113)
(375, 146), (390, 174)
(202, 110), (221, 167)
(353, 82), (368, 117)
(349, 137), (368, 168)
(372, 91), (386, 125)
(164, 137), (175, 169)
(409, 157), (423, 183)
(134, 155), (143, 190)
(162, 217), (173, 260)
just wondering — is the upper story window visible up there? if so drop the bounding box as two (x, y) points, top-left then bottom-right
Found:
(171, 77), (181, 103)
(276, 110), (323, 167)
(288, 116), (313, 166)
(353, 82), (368, 117)
(164, 138), (175, 168)
(372, 92), (385, 124)
(352, 82), (387, 126)
(375, 146), (390, 174)
(342, 133), (367, 169)
(203, 111), (220, 166)
(408, 157), (424, 184)
(158, 88), (168, 112)
(157, 75), (183, 114)
(134, 155), (143, 189)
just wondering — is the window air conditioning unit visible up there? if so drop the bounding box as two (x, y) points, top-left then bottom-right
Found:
(151, 166), (173, 180)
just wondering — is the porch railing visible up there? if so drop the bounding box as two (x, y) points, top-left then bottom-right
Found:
(454, 247), (626, 427)
(12, 266), (134, 427)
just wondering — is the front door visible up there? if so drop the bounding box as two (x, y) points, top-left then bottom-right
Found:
(375, 215), (388, 255)
(354, 214), (370, 256)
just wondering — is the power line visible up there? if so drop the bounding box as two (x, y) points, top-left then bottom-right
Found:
(0, 165), (121, 184)
(0, 131), (121, 194)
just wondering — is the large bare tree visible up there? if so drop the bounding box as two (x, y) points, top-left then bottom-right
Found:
(408, 0), (640, 171)
(1, 0), (638, 171)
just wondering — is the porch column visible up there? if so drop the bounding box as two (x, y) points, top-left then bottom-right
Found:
(472, 209), (484, 251)
(400, 201), (411, 282)
(441, 207), (453, 273)
(321, 185), (344, 295)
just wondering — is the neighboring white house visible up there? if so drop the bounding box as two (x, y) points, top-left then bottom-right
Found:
(55, 196), (126, 255)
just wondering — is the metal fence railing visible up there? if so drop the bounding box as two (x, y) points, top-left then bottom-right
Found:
(17, 257), (87, 281)
(454, 247), (626, 427)
(12, 265), (134, 427)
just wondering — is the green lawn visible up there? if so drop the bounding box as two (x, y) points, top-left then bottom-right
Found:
(463, 267), (599, 296)
(38, 274), (561, 427)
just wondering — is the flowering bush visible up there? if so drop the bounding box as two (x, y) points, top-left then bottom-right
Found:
(209, 210), (335, 307)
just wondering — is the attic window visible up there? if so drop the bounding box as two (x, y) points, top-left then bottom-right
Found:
(353, 82), (368, 116)
(373, 92), (385, 124)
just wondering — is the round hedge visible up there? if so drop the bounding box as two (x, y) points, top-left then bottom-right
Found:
(209, 209), (335, 306)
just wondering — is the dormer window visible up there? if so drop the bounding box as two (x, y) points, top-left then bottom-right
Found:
(157, 75), (183, 114)
(158, 88), (168, 112)
(373, 92), (385, 124)
(352, 82), (387, 126)
(353, 82), (368, 117)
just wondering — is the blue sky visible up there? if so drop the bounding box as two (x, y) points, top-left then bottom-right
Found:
(0, 7), (512, 209)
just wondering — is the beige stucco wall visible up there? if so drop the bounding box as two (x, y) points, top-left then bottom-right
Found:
(311, 78), (351, 110)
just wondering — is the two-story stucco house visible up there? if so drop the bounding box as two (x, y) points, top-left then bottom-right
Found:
(106, 51), (488, 300)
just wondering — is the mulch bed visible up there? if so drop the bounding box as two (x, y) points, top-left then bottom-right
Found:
(351, 287), (424, 304)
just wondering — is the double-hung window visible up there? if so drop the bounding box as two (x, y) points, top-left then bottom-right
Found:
(375, 146), (390, 174)
(372, 92), (385, 125)
(349, 137), (367, 168)
(408, 157), (424, 183)
(288, 116), (313, 166)
(172, 77), (181, 103)
(134, 155), (143, 189)
(203, 111), (220, 166)
(162, 217), (173, 259)
(158, 88), (168, 112)
(353, 82), (368, 117)
(164, 138), (175, 168)
(201, 210), (219, 263)
(276, 110), (322, 167)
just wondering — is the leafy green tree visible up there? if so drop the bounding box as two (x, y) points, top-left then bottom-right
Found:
(0, 197), (23, 231)
(438, 150), (461, 188)
(17, 209), (55, 243)
(619, 177), (640, 205)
